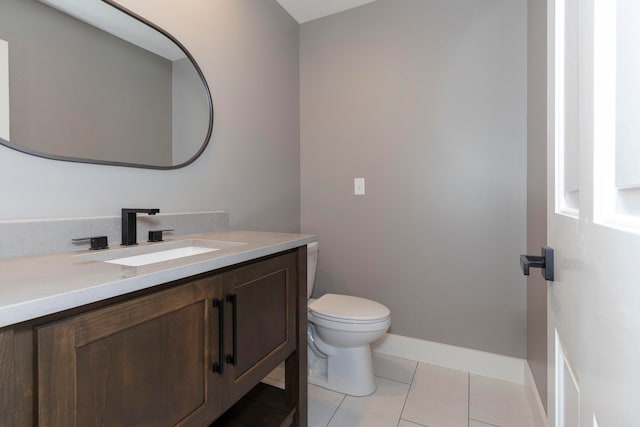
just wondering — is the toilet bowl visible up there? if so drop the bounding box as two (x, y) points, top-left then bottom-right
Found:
(306, 242), (391, 396)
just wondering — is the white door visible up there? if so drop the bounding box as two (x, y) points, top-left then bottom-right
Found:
(0, 38), (9, 142)
(547, 0), (640, 426)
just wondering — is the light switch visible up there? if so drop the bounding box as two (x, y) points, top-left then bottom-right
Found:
(354, 178), (365, 195)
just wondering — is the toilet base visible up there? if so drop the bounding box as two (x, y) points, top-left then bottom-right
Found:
(308, 344), (376, 396)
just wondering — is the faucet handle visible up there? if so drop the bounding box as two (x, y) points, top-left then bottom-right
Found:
(72, 236), (109, 250)
(148, 229), (174, 242)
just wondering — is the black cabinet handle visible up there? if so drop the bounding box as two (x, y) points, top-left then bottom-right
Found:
(520, 246), (554, 281)
(225, 294), (237, 366)
(212, 298), (224, 374)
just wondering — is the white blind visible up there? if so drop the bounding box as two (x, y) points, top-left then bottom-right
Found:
(615, 0), (640, 188)
(0, 39), (9, 142)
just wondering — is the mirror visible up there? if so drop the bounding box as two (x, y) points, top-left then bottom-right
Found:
(0, 0), (213, 169)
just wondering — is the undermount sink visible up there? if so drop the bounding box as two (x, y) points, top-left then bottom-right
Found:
(76, 239), (247, 267)
(105, 246), (219, 267)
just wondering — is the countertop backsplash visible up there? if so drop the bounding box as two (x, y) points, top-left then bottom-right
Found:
(0, 211), (229, 260)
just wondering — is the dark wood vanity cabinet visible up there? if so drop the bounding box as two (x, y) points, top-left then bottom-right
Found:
(0, 248), (307, 427)
(220, 253), (297, 409)
(36, 277), (224, 427)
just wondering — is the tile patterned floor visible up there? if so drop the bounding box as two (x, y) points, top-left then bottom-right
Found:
(264, 353), (545, 427)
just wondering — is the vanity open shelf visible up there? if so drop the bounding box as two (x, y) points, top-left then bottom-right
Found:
(212, 383), (295, 427)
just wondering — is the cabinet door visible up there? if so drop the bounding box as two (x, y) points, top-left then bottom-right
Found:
(221, 252), (297, 409)
(36, 277), (223, 427)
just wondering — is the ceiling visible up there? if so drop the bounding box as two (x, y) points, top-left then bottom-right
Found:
(276, 0), (376, 23)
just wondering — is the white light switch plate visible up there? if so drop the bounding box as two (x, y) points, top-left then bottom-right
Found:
(354, 178), (365, 195)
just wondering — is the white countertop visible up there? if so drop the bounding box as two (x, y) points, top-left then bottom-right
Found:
(0, 230), (316, 328)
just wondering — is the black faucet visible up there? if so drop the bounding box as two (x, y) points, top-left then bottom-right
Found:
(121, 208), (160, 246)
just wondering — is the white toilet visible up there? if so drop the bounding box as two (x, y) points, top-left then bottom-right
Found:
(306, 241), (391, 396)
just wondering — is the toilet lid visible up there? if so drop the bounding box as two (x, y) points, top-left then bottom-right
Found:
(309, 294), (390, 322)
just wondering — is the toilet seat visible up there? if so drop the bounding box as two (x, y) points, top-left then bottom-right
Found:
(309, 294), (390, 324)
(309, 310), (391, 333)
(309, 310), (390, 325)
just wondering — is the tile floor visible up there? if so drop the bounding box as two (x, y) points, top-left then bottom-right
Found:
(263, 353), (545, 427)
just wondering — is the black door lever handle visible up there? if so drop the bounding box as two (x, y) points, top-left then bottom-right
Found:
(520, 255), (545, 275)
(520, 247), (554, 281)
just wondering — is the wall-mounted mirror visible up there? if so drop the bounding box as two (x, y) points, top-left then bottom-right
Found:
(0, 0), (213, 169)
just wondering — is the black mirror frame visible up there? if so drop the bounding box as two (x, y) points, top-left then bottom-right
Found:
(0, 0), (214, 170)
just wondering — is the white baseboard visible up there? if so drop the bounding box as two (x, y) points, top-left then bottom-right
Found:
(371, 333), (526, 384)
(524, 361), (549, 426)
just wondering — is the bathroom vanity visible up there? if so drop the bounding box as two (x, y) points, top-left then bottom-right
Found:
(0, 230), (314, 427)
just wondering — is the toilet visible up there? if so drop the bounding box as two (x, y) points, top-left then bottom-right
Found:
(306, 241), (391, 396)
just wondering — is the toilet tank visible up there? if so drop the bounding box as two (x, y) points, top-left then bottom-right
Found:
(306, 242), (319, 298)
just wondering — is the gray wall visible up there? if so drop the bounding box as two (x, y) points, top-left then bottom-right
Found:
(301, 0), (528, 358)
(0, 0), (300, 234)
(527, 0), (548, 410)
(0, 0), (173, 166)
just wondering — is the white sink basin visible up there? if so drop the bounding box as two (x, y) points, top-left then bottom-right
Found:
(105, 246), (218, 267)
(76, 239), (247, 266)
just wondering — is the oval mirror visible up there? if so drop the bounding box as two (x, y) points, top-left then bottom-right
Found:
(0, 0), (213, 169)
